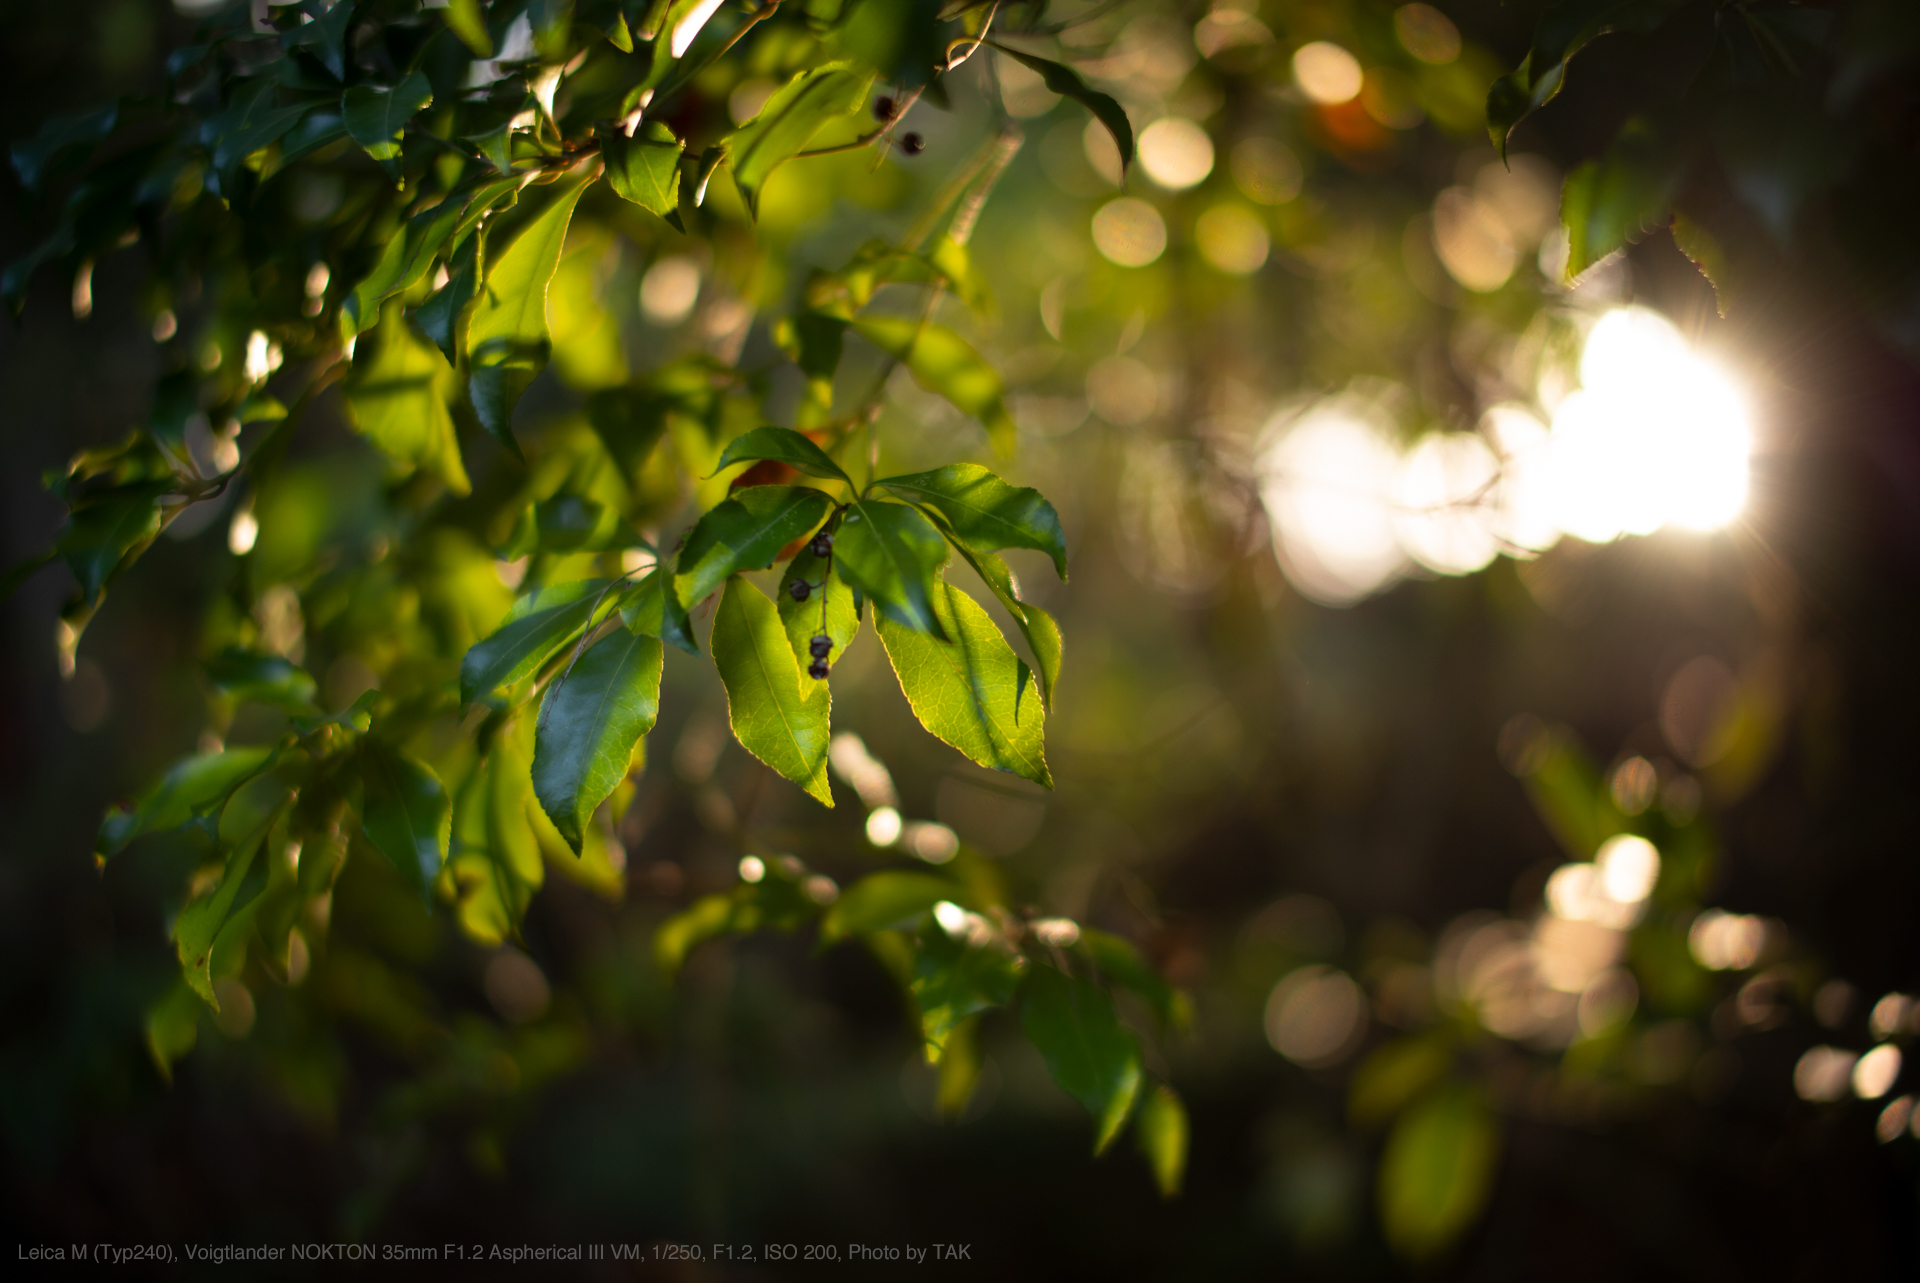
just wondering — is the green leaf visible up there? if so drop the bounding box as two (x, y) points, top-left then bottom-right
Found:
(819, 871), (960, 942)
(343, 190), (470, 336)
(56, 483), (168, 607)
(727, 61), (874, 217)
(343, 71), (433, 178)
(1559, 118), (1684, 282)
(415, 229), (483, 367)
(1378, 1085), (1500, 1259)
(359, 739), (452, 904)
(874, 580), (1051, 788)
(532, 628), (663, 853)
(444, 0), (494, 55)
(281, 0), (360, 81)
(673, 485), (835, 609)
(850, 317), (1017, 456)
(145, 978), (202, 1083)
(174, 820), (271, 1006)
(468, 174), (591, 454)
(204, 647), (318, 712)
(1021, 964), (1143, 1155)
(1670, 210), (1739, 318)
(460, 578), (611, 706)
(205, 79), (313, 192)
(11, 103), (118, 194)
(710, 578), (833, 806)
(1350, 1035), (1453, 1128)
(1485, 1), (1685, 153)
(911, 927), (1026, 1059)
(344, 303), (471, 494)
(834, 498), (949, 638)
(655, 893), (736, 975)
(880, 463), (1067, 579)
(603, 121), (683, 218)
(1135, 1084), (1190, 1198)
(959, 547), (1063, 711)
(97, 747), (278, 859)
(713, 426), (853, 486)
(987, 43), (1133, 172)
(1080, 929), (1188, 1031)
(778, 537), (858, 673)
(619, 567), (699, 655)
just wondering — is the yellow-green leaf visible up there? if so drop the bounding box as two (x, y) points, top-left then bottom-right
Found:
(344, 303), (470, 494)
(711, 578), (833, 806)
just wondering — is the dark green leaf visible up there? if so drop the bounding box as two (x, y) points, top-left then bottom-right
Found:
(710, 578), (833, 806)
(1559, 117), (1684, 281)
(57, 483), (169, 607)
(603, 121), (683, 218)
(713, 426), (853, 486)
(1021, 964), (1143, 1154)
(1080, 929), (1188, 1031)
(1378, 1085), (1500, 1259)
(343, 71), (434, 177)
(281, 0), (361, 81)
(674, 485), (835, 609)
(460, 578), (611, 705)
(834, 498), (949, 638)
(11, 103), (118, 193)
(850, 317), (1017, 455)
(344, 191), (470, 336)
(532, 628), (663, 853)
(205, 648), (318, 712)
(1350, 1035), (1453, 1128)
(1135, 1084), (1189, 1198)
(727, 61), (874, 216)
(819, 871), (961, 942)
(359, 738), (452, 904)
(880, 463), (1066, 579)
(620, 568), (699, 655)
(1485, 1), (1685, 153)
(468, 173), (591, 454)
(97, 747), (278, 859)
(344, 303), (471, 494)
(204, 79), (313, 192)
(987, 42), (1133, 171)
(778, 538), (858, 672)
(414, 228), (483, 366)
(874, 580), (1051, 787)
(911, 927), (1025, 1058)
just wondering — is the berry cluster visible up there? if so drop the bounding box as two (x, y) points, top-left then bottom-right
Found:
(797, 529), (836, 680)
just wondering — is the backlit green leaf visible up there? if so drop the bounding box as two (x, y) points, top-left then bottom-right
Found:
(174, 826), (270, 1006)
(460, 578), (611, 706)
(98, 747), (278, 859)
(880, 463), (1067, 579)
(1378, 1085), (1500, 1259)
(834, 498), (949, 638)
(359, 738), (452, 904)
(532, 628), (662, 853)
(1560, 118), (1684, 281)
(674, 485), (835, 609)
(1135, 1084), (1189, 1198)
(727, 61), (873, 217)
(1021, 964), (1143, 1154)
(344, 303), (471, 494)
(603, 121), (683, 218)
(710, 578), (833, 806)
(204, 648), (318, 712)
(911, 927), (1025, 1059)
(874, 580), (1051, 788)
(443, 0), (493, 55)
(343, 192), (469, 336)
(468, 173), (591, 453)
(343, 71), (433, 177)
(851, 317), (1016, 455)
(713, 426), (853, 486)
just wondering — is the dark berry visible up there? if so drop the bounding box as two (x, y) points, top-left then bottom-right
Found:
(873, 95), (896, 121)
(788, 579), (811, 602)
(900, 132), (925, 156)
(809, 634), (832, 659)
(808, 659), (830, 680)
(810, 531), (833, 558)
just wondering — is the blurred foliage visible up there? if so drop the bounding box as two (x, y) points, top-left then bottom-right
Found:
(2, 0), (1919, 1275)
